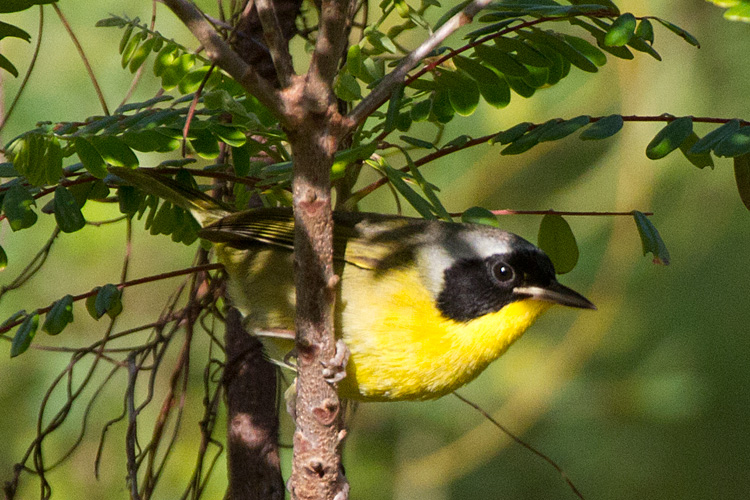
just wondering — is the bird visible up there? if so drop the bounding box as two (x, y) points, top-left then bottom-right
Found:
(110, 167), (595, 402)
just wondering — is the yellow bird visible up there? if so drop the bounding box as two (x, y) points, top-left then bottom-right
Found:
(111, 168), (595, 402)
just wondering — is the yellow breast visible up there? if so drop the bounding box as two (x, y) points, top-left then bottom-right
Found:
(216, 245), (552, 401)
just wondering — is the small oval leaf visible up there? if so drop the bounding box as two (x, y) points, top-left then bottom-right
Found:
(11, 312), (39, 358)
(580, 114), (624, 140)
(646, 116), (693, 160)
(633, 211), (670, 265)
(461, 207), (499, 228)
(734, 153), (750, 211)
(43, 295), (74, 336)
(538, 214), (579, 274)
(54, 186), (86, 233)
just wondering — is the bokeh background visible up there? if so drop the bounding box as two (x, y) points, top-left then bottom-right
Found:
(1, 1), (749, 498)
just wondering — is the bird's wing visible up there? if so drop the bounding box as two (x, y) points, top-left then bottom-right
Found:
(200, 209), (421, 270)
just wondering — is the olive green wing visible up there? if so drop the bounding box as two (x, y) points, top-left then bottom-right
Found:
(109, 167), (232, 226)
(200, 210), (417, 270)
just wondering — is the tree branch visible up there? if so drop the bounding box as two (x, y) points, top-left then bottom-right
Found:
(346, 0), (493, 129)
(224, 307), (284, 500)
(255, 0), (296, 87)
(161, 0), (285, 123)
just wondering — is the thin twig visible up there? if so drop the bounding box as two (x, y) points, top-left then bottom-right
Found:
(347, 0), (494, 128)
(0, 6), (44, 134)
(255, 0), (296, 87)
(52, 4), (109, 115)
(454, 392), (585, 500)
(161, 0), (284, 123)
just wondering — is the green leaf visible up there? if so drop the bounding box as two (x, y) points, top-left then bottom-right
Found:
(94, 284), (123, 319)
(520, 29), (598, 73)
(563, 35), (607, 66)
(2, 183), (37, 231)
(633, 211), (670, 265)
(209, 124), (247, 148)
(538, 214), (579, 274)
(121, 31), (144, 68)
(128, 36), (155, 73)
(153, 43), (179, 77)
(679, 132), (714, 169)
(385, 83), (404, 133)
(411, 99), (432, 122)
(188, 129), (220, 159)
(461, 206), (499, 228)
(0, 54), (19, 77)
(402, 151), (452, 221)
(580, 114), (624, 140)
(42, 295), (74, 336)
(0, 1), (58, 14)
(635, 18), (654, 44)
(121, 130), (180, 153)
(178, 65), (212, 94)
(688, 119), (741, 155)
(74, 137), (108, 178)
(0, 244), (7, 271)
(501, 120), (559, 155)
(539, 115), (591, 142)
(11, 313), (38, 357)
(347, 44), (363, 77)
(490, 122), (533, 145)
(335, 72), (362, 102)
(431, 90), (454, 124)
(713, 127), (750, 158)
(0, 20), (31, 42)
(86, 288), (101, 319)
(400, 136), (435, 149)
(653, 17), (700, 47)
(92, 136), (139, 167)
(53, 186), (86, 233)
(474, 44), (529, 77)
(646, 116), (693, 160)
(118, 22), (134, 53)
(477, 77), (511, 108)
(383, 165), (436, 219)
(448, 73), (480, 116)
(604, 13), (636, 46)
(493, 37), (552, 68)
(724, 3), (750, 22)
(734, 153), (750, 211)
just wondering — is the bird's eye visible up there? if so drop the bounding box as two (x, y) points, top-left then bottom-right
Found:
(491, 261), (515, 283)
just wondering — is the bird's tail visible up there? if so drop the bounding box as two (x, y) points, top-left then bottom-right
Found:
(109, 167), (232, 227)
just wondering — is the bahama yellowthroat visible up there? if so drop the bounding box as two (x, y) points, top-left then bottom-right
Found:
(111, 167), (595, 402)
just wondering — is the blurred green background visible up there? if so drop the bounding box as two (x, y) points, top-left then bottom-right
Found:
(1, 1), (749, 499)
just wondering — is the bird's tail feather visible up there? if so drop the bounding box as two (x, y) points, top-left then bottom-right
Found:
(109, 167), (232, 227)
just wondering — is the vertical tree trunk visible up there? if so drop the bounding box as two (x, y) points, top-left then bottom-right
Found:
(287, 118), (348, 500)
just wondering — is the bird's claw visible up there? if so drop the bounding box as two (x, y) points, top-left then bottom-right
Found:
(321, 340), (350, 384)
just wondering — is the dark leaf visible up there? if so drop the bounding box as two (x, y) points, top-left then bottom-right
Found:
(538, 214), (579, 274)
(633, 211), (670, 265)
(2, 183), (37, 231)
(53, 186), (86, 233)
(734, 153), (750, 211)
(679, 132), (714, 169)
(688, 119), (741, 155)
(75, 137), (108, 178)
(713, 127), (750, 158)
(11, 313), (38, 357)
(580, 114), (624, 140)
(42, 295), (74, 336)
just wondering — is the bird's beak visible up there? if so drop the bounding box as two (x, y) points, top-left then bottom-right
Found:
(514, 281), (596, 310)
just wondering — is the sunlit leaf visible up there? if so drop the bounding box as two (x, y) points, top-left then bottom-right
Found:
(679, 132), (714, 169)
(646, 116), (693, 160)
(92, 136), (139, 167)
(604, 13), (637, 46)
(461, 206), (499, 228)
(383, 165), (436, 219)
(75, 137), (108, 178)
(633, 211), (670, 265)
(0, 244), (7, 271)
